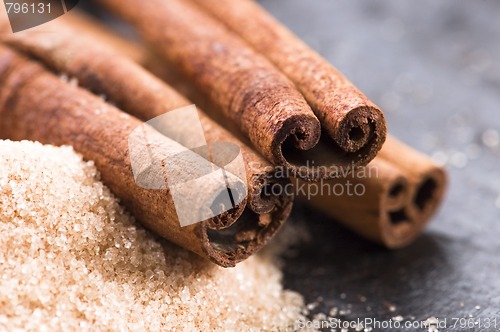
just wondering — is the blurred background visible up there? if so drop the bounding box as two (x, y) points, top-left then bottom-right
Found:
(255, 0), (500, 330)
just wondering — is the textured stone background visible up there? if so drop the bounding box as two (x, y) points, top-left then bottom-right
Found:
(257, 0), (500, 330)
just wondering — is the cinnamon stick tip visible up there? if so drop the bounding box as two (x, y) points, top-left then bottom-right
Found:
(336, 105), (387, 163)
(384, 175), (410, 210)
(248, 173), (294, 215)
(410, 166), (448, 220)
(271, 113), (321, 166)
(381, 166), (447, 249)
(377, 175), (415, 248)
(196, 194), (293, 268)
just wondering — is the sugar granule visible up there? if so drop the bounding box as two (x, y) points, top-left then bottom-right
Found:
(0, 140), (305, 331)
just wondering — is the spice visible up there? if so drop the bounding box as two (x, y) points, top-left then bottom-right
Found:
(188, 0), (387, 171)
(184, 0), (446, 247)
(0, 139), (305, 331)
(0, 46), (289, 267)
(2, 20), (293, 222)
(96, 0), (386, 180)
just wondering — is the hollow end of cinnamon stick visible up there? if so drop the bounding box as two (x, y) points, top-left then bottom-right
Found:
(198, 197), (293, 267)
(381, 208), (415, 249)
(364, 168), (429, 249)
(334, 105), (387, 163)
(408, 166), (448, 225)
(379, 164), (447, 249)
(247, 171), (293, 215)
(381, 167), (447, 249)
(385, 177), (408, 210)
(296, 156), (439, 249)
(376, 137), (449, 247)
(199, 168), (294, 267)
(353, 166), (417, 248)
(278, 106), (386, 180)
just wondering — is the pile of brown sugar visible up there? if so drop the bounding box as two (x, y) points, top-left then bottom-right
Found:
(0, 140), (305, 331)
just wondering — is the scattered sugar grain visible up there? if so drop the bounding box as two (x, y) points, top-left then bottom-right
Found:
(306, 302), (318, 311)
(329, 307), (338, 317)
(338, 309), (351, 316)
(0, 140), (305, 332)
(312, 313), (327, 322)
(423, 317), (439, 332)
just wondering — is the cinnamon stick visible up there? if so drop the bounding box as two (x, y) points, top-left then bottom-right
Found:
(94, 0), (387, 180)
(296, 159), (410, 248)
(0, 21), (291, 216)
(188, 0), (387, 160)
(299, 147), (446, 248)
(146, 54), (447, 247)
(38, 10), (446, 247)
(378, 137), (448, 225)
(186, 0), (448, 246)
(0, 45), (291, 267)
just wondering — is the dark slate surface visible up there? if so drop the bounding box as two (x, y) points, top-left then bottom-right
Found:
(256, 1), (500, 331)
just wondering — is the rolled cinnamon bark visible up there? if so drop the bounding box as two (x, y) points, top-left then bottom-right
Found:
(148, 54), (448, 248)
(296, 159), (412, 248)
(0, 21), (292, 217)
(39, 11), (446, 248)
(0, 45), (290, 267)
(187, 0), (448, 246)
(94, 0), (386, 180)
(133, 41), (447, 248)
(188, 0), (386, 162)
(302, 141), (447, 248)
(378, 137), (448, 226)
